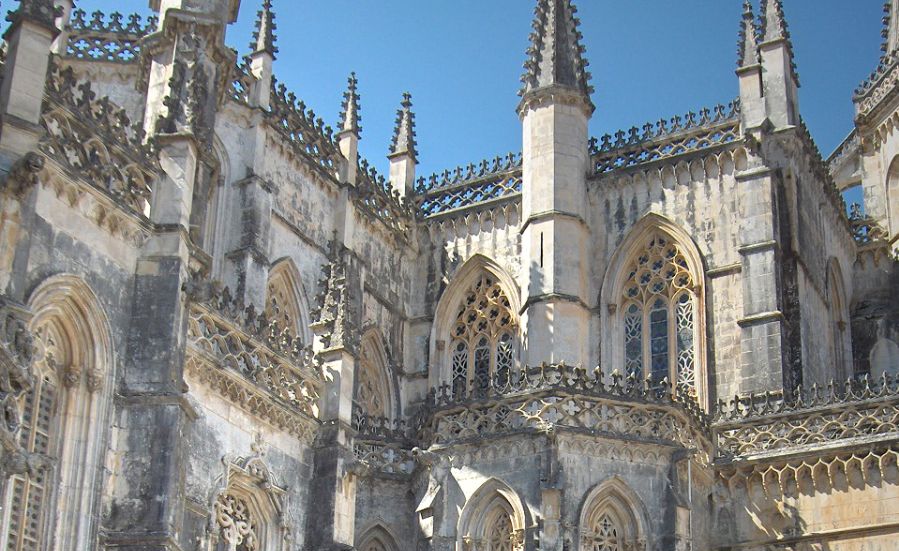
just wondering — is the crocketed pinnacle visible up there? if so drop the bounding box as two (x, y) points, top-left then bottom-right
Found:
(5, 0), (61, 36)
(389, 92), (418, 164)
(759, 0), (799, 82)
(250, 0), (278, 58)
(737, 0), (759, 67)
(519, 0), (593, 99)
(338, 72), (362, 138)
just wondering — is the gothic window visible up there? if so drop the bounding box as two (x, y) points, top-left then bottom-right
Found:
(620, 233), (699, 396)
(485, 507), (515, 551)
(214, 493), (258, 551)
(353, 333), (391, 421)
(450, 275), (518, 396)
(265, 261), (307, 343)
(579, 480), (645, 551)
(5, 322), (60, 551)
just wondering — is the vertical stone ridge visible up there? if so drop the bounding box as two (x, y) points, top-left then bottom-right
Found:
(389, 92), (417, 164)
(250, 0), (278, 58)
(737, 0), (759, 68)
(519, 0), (593, 98)
(338, 72), (362, 138)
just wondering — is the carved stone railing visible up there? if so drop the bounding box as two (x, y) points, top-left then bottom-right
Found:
(590, 101), (741, 175)
(713, 375), (899, 460)
(848, 204), (890, 245)
(64, 9), (157, 63)
(854, 49), (899, 121)
(40, 62), (157, 217)
(419, 365), (711, 454)
(351, 414), (416, 477)
(352, 159), (414, 235)
(230, 60), (254, 106)
(268, 78), (342, 176)
(186, 300), (324, 429)
(415, 153), (522, 217)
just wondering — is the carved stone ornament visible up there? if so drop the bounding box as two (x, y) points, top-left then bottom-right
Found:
(155, 27), (217, 145)
(2, 152), (45, 198)
(4, 0), (62, 36)
(0, 299), (51, 479)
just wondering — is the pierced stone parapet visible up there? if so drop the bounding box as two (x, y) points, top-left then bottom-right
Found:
(64, 9), (157, 63)
(414, 153), (522, 218)
(186, 302), (324, 422)
(268, 78), (341, 176)
(420, 364), (711, 453)
(40, 63), (157, 217)
(230, 59), (254, 106)
(848, 204), (890, 245)
(854, 49), (899, 120)
(589, 101), (741, 175)
(351, 441), (416, 477)
(713, 374), (899, 459)
(352, 159), (414, 235)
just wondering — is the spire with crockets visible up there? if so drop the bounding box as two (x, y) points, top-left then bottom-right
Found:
(389, 92), (418, 165)
(759, 0), (798, 83)
(338, 72), (362, 139)
(250, 0), (278, 59)
(737, 0), (759, 68)
(519, 0), (593, 101)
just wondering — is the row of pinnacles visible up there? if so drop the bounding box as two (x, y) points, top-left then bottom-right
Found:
(0, 0), (895, 550)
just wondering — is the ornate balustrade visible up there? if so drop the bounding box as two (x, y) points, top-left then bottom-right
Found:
(848, 204), (890, 245)
(186, 299), (324, 426)
(351, 414), (416, 476)
(713, 374), (899, 460)
(419, 365), (711, 453)
(854, 49), (899, 120)
(414, 153), (522, 217)
(352, 159), (414, 235)
(268, 78), (342, 175)
(230, 60), (255, 106)
(40, 63), (157, 217)
(64, 9), (156, 63)
(590, 101), (741, 175)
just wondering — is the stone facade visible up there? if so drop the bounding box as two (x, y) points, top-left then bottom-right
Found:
(0, 0), (896, 550)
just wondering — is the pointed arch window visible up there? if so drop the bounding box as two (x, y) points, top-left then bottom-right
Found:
(449, 275), (518, 397)
(579, 480), (646, 551)
(4, 321), (61, 551)
(353, 333), (392, 422)
(214, 493), (259, 551)
(620, 233), (699, 397)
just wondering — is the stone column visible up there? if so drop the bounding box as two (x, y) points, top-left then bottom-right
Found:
(306, 246), (363, 550)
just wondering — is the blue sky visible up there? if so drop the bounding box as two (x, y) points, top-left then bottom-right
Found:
(74, 1), (881, 182)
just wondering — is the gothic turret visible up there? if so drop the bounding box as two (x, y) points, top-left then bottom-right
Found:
(519, 0), (593, 113)
(388, 92), (417, 197)
(518, 0), (593, 374)
(737, 0), (765, 128)
(248, 0), (277, 109)
(883, 0), (899, 55)
(338, 72), (361, 184)
(758, 0), (800, 128)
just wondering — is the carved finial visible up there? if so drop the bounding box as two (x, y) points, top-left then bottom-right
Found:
(250, 0), (278, 58)
(738, 0), (759, 67)
(338, 72), (362, 138)
(519, 0), (593, 100)
(4, 0), (63, 37)
(760, 0), (799, 83)
(389, 92), (418, 164)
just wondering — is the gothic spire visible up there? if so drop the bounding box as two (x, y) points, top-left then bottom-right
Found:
(519, 0), (593, 99)
(737, 0), (759, 68)
(338, 72), (362, 138)
(389, 92), (417, 164)
(759, 0), (799, 82)
(4, 0), (61, 37)
(250, 0), (278, 58)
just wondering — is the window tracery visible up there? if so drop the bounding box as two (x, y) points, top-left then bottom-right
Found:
(585, 512), (622, 551)
(620, 233), (698, 397)
(353, 334), (391, 420)
(214, 493), (258, 551)
(4, 320), (61, 551)
(265, 262), (306, 343)
(450, 275), (517, 396)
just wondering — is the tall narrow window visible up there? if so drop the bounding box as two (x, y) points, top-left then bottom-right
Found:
(5, 323), (60, 551)
(353, 333), (391, 421)
(589, 513), (622, 551)
(619, 233), (699, 396)
(449, 274), (518, 397)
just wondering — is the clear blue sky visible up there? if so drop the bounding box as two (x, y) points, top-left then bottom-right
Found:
(74, 1), (881, 180)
